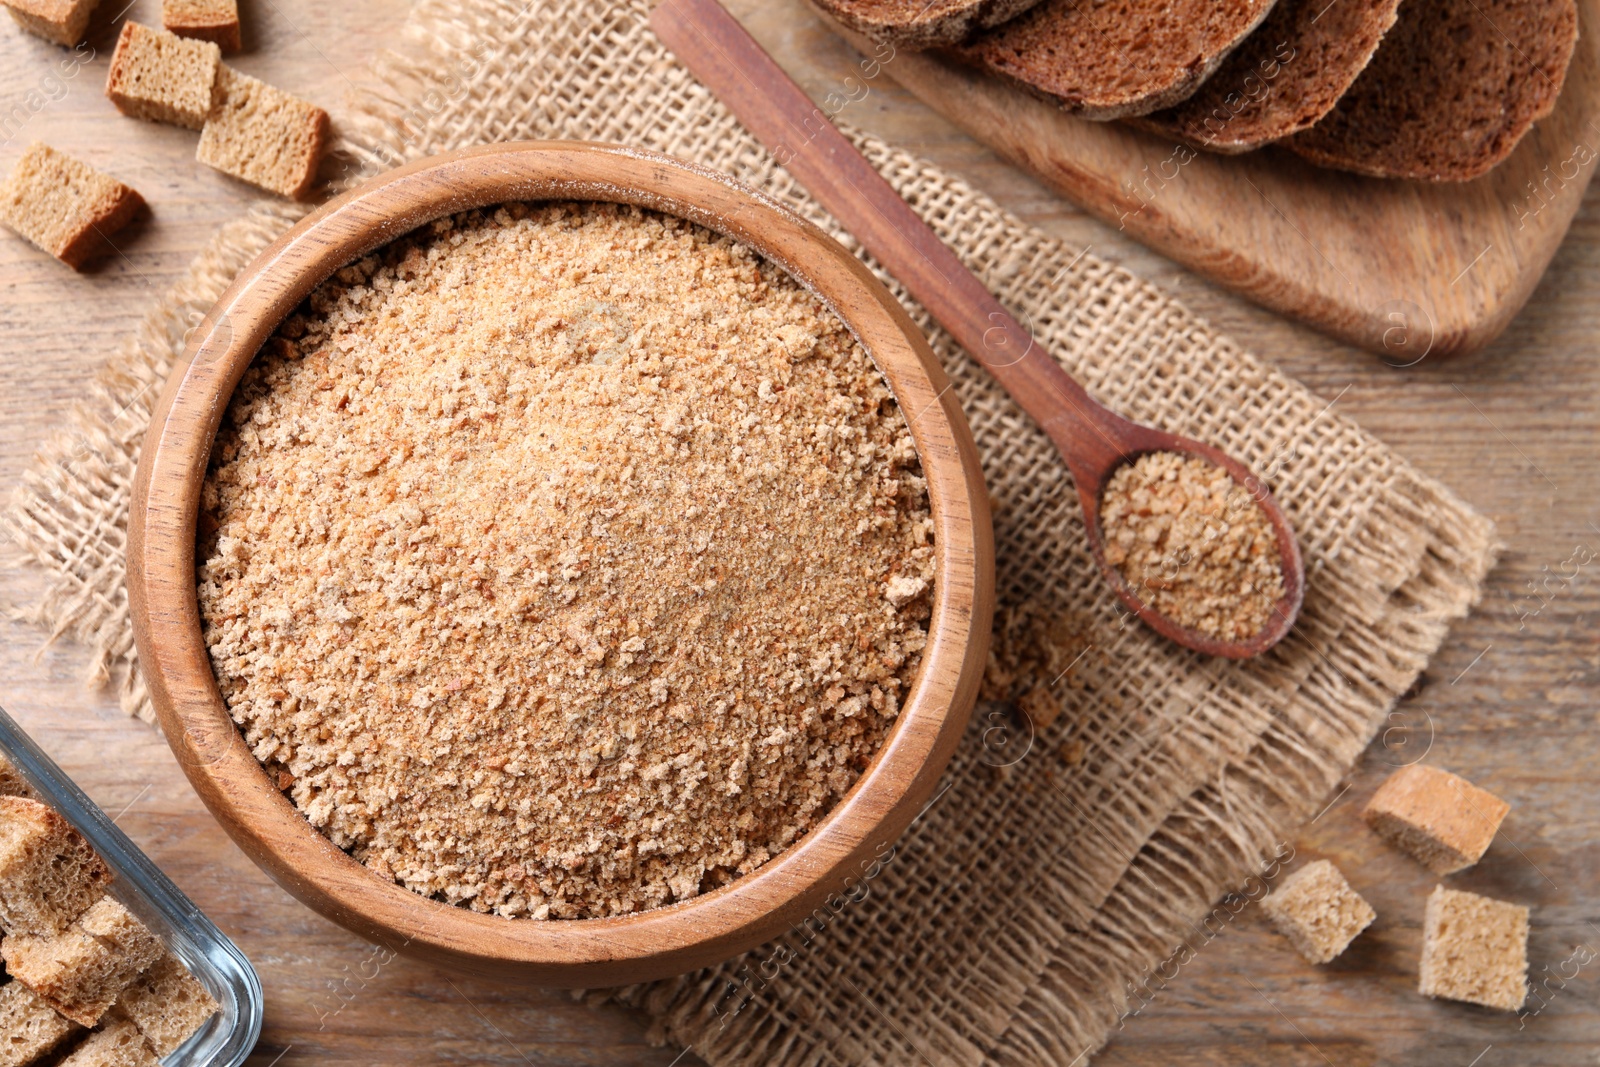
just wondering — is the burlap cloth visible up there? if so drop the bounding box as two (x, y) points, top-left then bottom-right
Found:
(5, 0), (1499, 1063)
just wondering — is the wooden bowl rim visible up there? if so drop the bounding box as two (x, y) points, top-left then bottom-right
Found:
(127, 142), (993, 985)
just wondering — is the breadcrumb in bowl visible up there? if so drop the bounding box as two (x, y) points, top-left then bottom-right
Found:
(127, 142), (994, 986)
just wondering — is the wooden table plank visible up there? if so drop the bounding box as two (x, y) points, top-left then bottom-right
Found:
(1, 1), (1595, 1064)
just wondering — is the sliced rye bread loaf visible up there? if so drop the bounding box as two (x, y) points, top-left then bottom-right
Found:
(1133, 0), (1403, 153)
(1287, 0), (1579, 180)
(951, 0), (1280, 120)
(810, 0), (1047, 48)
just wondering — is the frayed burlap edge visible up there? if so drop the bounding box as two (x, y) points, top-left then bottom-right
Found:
(3, 204), (307, 721)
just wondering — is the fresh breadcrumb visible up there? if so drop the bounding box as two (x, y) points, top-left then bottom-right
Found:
(198, 202), (935, 919)
(1099, 451), (1284, 640)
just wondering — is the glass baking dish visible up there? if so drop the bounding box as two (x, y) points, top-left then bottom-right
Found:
(0, 704), (262, 1067)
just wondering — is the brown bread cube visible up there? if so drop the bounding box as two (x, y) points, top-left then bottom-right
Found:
(1261, 859), (1376, 964)
(1419, 885), (1529, 1011)
(0, 144), (145, 271)
(0, 795), (110, 935)
(76, 900), (161, 967)
(4, 0), (99, 46)
(196, 65), (327, 199)
(0, 980), (79, 1066)
(3, 898), (163, 1027)
(104, 21), (221, 129)
(0, 756), (33, 800)
(55, 1016), (157, 1067)
(161, 0), (239, 53)
(1363, 764), (1509, 874)
(113, 953), (216, 1055)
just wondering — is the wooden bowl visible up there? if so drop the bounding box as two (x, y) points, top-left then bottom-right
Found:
(127, 142), (994, 987)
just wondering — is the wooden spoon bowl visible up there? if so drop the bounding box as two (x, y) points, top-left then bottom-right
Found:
(127, 142), (994, 986)
(1067, 415), (1305, 659)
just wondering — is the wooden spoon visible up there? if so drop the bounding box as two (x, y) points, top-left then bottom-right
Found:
(651, 0), (1305, 657)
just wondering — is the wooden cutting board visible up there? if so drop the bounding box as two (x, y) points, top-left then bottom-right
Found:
(824, 1), (1600, 360)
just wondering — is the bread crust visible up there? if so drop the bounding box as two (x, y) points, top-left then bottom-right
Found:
(1131, 0), (1404, 153)
(162, 17), (240, 53)
(810, 0), (1046, 48)
(54, 184), (145, 270)
(5, 0), (98, 47)
(951, 0), (1280, 120)
(289, 107), (330, 200)
(1286, 0), (1579, 180)
(162, 0), (241, 52)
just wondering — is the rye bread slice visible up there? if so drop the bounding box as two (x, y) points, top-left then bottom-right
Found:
(810, 0), (1047, 48)
(952, 0), (1280, 120)
(1134, 0), (1403, 152)
(1287, 0), (1579, 181)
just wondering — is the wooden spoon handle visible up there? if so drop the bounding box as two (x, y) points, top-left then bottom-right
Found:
(651, 0), (1122, 475)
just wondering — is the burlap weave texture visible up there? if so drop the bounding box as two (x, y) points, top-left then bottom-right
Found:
(5, 1), (1498, 1063)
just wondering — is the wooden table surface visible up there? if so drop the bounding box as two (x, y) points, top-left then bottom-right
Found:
(0, 2), (1595, 1065)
